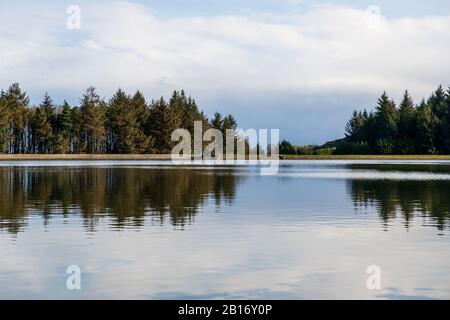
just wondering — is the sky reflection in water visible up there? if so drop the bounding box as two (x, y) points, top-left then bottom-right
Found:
(0, 160), (450, 299)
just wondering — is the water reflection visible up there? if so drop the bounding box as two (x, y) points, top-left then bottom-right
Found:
(1, 162), (450, 299)
(0, 167), (242, 234)
(348, 177), (450, 232)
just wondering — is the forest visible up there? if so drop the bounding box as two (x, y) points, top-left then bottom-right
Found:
(278, 85), (450, 155)
(0, 83), (237, 154)
(3, 82), (450, 156)
(339, 86), (450, 155)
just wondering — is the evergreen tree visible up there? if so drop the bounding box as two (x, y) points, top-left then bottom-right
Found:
(338, 87), (450, 155)
(222, 114), (238, 133)
(416, 99), (436, 154)
(80, 87), (106, 153)
(397, 90), (416, 153)
(53, 101), (73, 154)
(107, 88), (152, 153)
(429, 85), (447, 119)
(345, 110), (369, 142)
(429, 86), (447, 153)
(169, 90), (204, 136)
(398, 91), (415, 138)
(445, 87), (450, 152)
(184, 96), (203, 133)
(211, 112), (223, 131)
(71, 107), (83, 153)
(4, 83), (30, 153)
(107, 89), (130, 153)
(279, 139), (296, 155)
(131, 91), (150, 133)
(0, 84), (236, 155)
(148, 97), (181, 153)
(373, 92), (398, 151)
(446, 87), (450, 111)
(0, 91), (11, 153)
(40, 93), (55, 121)
(59, 101), (73, 135)
(32, 105), (53, 153)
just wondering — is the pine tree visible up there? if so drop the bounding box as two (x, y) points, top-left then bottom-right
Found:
(169, 90), (184, 123)
(53, 101), (73, 154)
(222, 114), (237, 133)
(398, 91), (415, 137)
(429, 85), (447, 119)
(41, 93), (55, 121)
(429, 86), (447, 153)
(4, 83), (30, 153)
(345, 110), (370, 143)
(211, 112), (223, 130)
(80, 87), (106, 153)
(59, 101), (73, 135)
(374, 91), (398, 143)
(71, 107), (83, 153)
(279, 139), (296, 155)
(443, 87), (450, 153)
(148, 97), (180, 153)
(0, 91), (11, 153)
(446, 87), (450, 110)
(107, 89), (153, 154)
(184, 96), (203, 134)
(131, 91), (150, 133)
(416, 99), (435, 154)
(397, 90), (416, 153)
(32, 105), (53, 153)
(168, 90), (204, 136)
(107, 89), (132, 153)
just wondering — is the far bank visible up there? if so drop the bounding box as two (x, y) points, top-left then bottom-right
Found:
(2, 154), (450, 161)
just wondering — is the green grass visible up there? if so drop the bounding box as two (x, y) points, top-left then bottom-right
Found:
(1, 154), (450, 161)
(0, 154), (174, 161)
(280, 154), (450, 160)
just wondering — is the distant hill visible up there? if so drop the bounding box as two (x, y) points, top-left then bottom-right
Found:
(320, 138), (347, 149)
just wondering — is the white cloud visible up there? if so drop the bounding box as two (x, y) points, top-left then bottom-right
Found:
(2, 2), (449, 96)
(0, 1), (449, 142)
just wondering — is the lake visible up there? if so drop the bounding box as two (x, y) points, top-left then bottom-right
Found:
(1, 160), (450, 299)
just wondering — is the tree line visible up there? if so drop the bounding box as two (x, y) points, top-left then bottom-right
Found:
(0, 83), (238, 154)
(339, 86), (450, 155)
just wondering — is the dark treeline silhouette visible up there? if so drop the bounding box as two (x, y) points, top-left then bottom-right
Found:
(0, 167), (242, 235)
(277, 85), (450, 155)
(0, 83), (238, 154)
(339, 85), (450, 154)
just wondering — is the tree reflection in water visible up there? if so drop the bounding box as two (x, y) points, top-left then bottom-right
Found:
(348, 178), (450, 232)
(0, 167), (242, 234)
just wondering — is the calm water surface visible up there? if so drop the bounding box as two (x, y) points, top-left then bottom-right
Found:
(1, 160), (450, 299)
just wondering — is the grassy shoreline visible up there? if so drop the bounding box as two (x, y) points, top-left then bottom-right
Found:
(280, 154), (450, 160)
(1, 154), (450, 161)
(0, 154), (174, 161)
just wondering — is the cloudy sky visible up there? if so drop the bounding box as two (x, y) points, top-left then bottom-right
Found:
(1, 0), (449, 144)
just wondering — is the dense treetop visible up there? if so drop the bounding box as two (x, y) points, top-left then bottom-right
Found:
(278, 85), (450, 155)
(339, 86), (450, 155)
(4, 83), (450, 156)
(0, 83), (237, 154)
